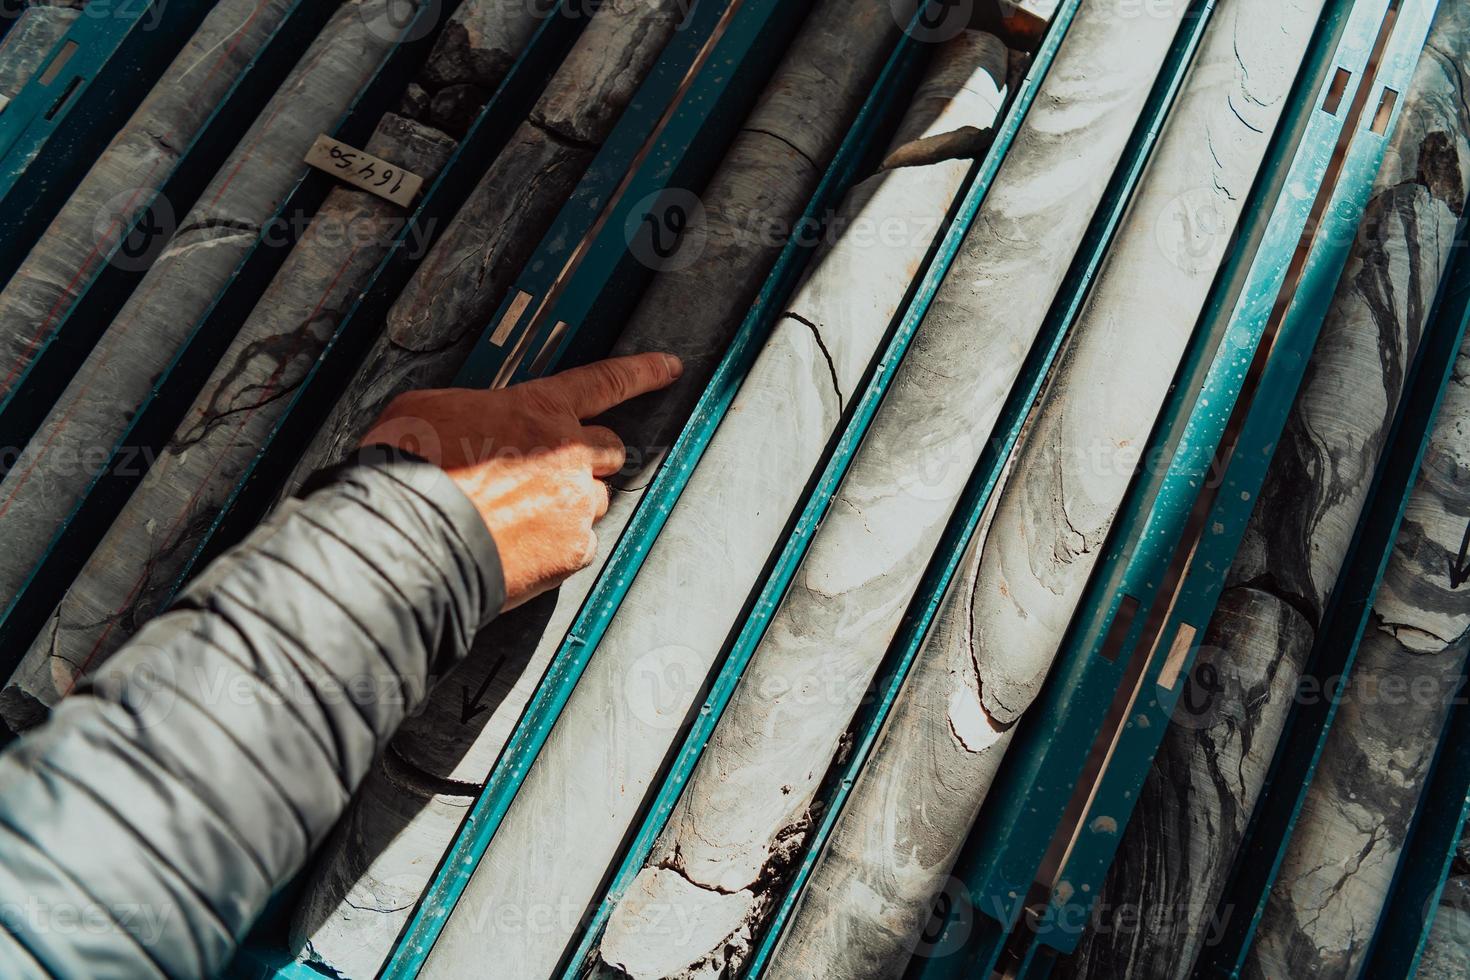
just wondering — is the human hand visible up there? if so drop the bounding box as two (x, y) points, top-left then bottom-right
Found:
(361, 352), (682, 609)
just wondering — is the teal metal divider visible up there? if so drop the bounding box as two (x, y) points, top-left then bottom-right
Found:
(0, 0), (216, 275)
(903, 0), (1438, 975)
(453, 0), (811, 390)
(379, 2), (1040, 973)
(0, 0), (587, 680)
(0, 0), (339, 457)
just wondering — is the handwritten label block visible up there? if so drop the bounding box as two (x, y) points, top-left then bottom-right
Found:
(304, 134), (424, 207)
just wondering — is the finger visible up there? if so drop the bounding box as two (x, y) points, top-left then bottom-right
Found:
(592, 479), (611, 520)
(580, 424), (627, 478)
(568, 471), (607, 519)
(578, 530), (600, 570)
(545, 352), (683, 420)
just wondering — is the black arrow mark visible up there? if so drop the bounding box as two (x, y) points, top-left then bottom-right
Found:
(1448, 520), (1470, 589)
(460, 656), (508, 724)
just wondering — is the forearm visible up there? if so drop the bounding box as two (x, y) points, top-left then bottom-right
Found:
(0, 448), (502, 978)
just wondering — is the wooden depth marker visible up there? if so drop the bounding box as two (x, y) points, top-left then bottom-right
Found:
(304, 133), (424, 207)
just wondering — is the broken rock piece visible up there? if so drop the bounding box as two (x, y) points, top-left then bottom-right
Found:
(600, 869), (756, 980)
(419, 0), (559, 92)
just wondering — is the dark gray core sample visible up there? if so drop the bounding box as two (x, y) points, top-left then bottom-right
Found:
(0, 0), (420, 728)
(1245, 330), (1470, 977)
(0, 0), (299, 404)
(7, 113), (456, 749)
(1067, 8), (1470, 975)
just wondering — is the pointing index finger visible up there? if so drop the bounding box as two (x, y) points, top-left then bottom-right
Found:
(547, 352), (683, 419)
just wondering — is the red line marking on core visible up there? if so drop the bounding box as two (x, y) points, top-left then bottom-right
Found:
(66, 241), (364, 689)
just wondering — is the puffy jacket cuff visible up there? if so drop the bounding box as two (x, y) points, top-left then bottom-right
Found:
(302, 444), (506, 626)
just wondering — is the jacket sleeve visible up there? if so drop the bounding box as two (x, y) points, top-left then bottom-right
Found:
(0, 446), (504, 979)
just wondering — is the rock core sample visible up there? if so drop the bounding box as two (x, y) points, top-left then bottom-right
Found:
(1068, 8), (1470, 975)
(1244, 324), (1470, 977)
(286, 2), (900, 974)
(0, 0), (422, 725)
(2, 113), (456, 736)
(0, 0), (298, 403)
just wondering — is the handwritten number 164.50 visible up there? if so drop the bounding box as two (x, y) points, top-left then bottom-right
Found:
(327, 144), (407, 195)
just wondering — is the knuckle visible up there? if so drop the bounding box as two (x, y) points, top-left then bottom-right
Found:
(556, 479), (586, 508)
(597, 363), (630, 403)
(514, 383), (565, 420)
